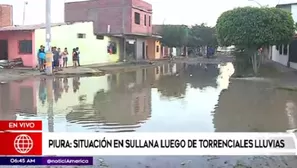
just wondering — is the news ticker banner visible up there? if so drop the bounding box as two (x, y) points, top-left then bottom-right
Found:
(0, 157), (92, 166)
(2, 120), (297, 156)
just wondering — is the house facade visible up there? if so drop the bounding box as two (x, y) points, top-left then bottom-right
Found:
(65, 0), (161, 61)
(0, 22), (120, 68)
(34, 22), (120, 66)
(0, 4), (121, 67)
(271, 3), (297, 69)
(152, 24), (186, 57)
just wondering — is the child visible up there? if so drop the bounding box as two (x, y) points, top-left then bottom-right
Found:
(59, 54), (63, 70)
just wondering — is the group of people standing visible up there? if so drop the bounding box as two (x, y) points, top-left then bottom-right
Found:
(37, 45), (81, 72)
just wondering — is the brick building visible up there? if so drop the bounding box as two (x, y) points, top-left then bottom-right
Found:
(65, 0), (161, 61)
(0, 4), (13, 28)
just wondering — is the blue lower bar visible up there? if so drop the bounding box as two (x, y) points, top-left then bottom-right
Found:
(0, 157), (42, 165)
(0, 157), (93, 165)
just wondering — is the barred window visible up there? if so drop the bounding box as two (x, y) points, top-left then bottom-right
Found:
(18, 40), (32, 54)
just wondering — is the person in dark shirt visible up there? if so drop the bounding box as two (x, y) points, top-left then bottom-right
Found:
(53, 47), (60, 70)
(76, 47), (80, 66)
(72, 48), (78, 67)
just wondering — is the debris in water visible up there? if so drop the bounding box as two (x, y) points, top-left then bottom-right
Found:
(181, 160), (192, 166)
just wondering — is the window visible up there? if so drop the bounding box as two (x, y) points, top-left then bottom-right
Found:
(134, 12), (140, 24)
(149, 16), (151, 26)
(77, 33), (86, 38)
(18, 40), (32, 54)
(156, 46), (159, 52)
(279, 45), (283, 55)
(107, 41), (117, 54)
(144, 15), (147, 26)
(284, 45), (288, 55)
(96, 35), (104, 40)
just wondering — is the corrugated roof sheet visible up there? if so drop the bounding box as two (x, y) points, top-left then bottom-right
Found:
(276, 2), (297, 7)
(0, 22), (67, 31)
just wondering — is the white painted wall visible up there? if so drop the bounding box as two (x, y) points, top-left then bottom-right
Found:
(271, 45), (289, 66)
(291, 5), (297, 22)
(290, 62), (297, 69)
(34, 22), (120, 66)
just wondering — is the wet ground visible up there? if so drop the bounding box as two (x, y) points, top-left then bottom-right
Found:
(2, 62), (297, 167)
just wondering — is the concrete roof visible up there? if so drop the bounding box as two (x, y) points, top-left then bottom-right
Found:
(276, 2), (297, 7)
(0, 22), (67, 32)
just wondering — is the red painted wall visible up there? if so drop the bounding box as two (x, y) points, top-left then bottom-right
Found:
(0, 79), (37, 120)
(130, 0), (152, 34)
(9, 79), (37, 115)
(0, 31), (36, 67)
(65, 0), (152, 35)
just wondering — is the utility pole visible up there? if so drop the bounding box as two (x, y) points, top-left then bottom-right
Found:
(248, 0), (263, 7)
(122, 0), (126, 62)
(22, 1), (28, 25)
(45, 0), (53, 75)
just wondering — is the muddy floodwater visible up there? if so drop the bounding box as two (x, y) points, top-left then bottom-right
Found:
(2, 62), (297, 167)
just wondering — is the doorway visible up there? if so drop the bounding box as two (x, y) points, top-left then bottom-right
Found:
(142, 42), (145, 59)
(289, 40), (297, 63)
(0, 40), (8, 60)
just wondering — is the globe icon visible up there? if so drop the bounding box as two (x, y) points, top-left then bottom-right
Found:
(14, 134), (34, 154)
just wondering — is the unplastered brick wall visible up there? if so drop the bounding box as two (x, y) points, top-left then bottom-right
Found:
(0, 5), (13, 27)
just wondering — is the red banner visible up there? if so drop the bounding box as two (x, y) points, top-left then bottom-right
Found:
(0, 132), (42, 155)
(0, 121), (42, 131)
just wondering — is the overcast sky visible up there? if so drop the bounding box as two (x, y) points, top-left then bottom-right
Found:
(1, 0), (296, 26)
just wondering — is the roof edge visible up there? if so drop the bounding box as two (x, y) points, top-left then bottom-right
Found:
(276, 2), (297, 7)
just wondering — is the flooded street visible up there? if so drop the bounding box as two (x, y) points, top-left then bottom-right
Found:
(2, 62), (297, 167)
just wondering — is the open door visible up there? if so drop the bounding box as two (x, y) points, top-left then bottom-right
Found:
(0, 40), (8, 60)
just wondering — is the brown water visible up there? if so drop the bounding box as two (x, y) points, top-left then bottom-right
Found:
(2, 62), (297, 167)
(2, 62), (297, 133)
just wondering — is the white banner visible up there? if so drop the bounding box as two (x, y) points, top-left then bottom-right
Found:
(42, 133), (297, 156)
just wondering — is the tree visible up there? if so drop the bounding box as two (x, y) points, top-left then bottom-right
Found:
(187, 24), (218, 56)
(160, 25), (189, 48)
(216, 7), (295, 74)
(188, 23), (218, 48)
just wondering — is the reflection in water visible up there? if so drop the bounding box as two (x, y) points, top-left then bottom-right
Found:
(286, 101), (297, 129)
(11, 63), (225, 132)
(0, 83), (15, 120)
(66, 70), (152, 132)
(0, 79), (37, 120)
(155, 63), (220, 99)
(38, 78), (47, 105)
(213, 80), (297, 132)
(5, 62), (297, 133)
